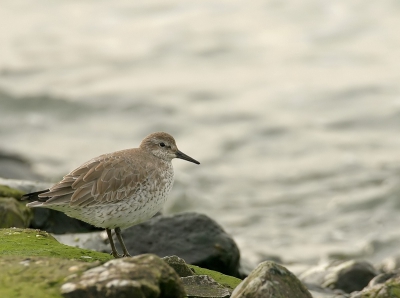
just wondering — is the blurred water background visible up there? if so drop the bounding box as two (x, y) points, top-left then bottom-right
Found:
(1, 0), (400, 271)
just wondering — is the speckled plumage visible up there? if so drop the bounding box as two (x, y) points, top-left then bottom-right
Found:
(22, 132), (200, 257)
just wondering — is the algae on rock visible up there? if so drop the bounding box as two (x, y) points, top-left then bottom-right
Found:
(0, 197), (32, 228)
(0, 184), (25, 199)
(188, 264), (242, 292)
(0, 228), (112, 262)
(0, 256), (99, 298)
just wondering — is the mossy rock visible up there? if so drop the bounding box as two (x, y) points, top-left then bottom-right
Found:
(0, 256), (99, 298)
(188, 264), (242, 291)
(0, 228), (112, 262)
(0, 185), (25, 199)
(0, 228), (113, 298)
(0, 197), (32, 228)
(352, 275), (400, 298)
(0, 228), (241, 297)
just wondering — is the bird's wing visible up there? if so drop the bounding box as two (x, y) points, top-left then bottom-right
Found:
(40, 152), (156, 208)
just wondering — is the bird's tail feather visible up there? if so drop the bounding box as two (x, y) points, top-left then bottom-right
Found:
(21, 189), (50, 203)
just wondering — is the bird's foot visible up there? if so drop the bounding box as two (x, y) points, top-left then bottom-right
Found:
(110, 251), (123, 258)
(122, 253), (131, 257)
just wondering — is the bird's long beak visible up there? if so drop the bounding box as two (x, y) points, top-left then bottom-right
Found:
(175, 150), (200, 165)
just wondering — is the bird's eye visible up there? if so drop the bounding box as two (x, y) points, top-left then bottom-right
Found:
(159, 142), (166, 147)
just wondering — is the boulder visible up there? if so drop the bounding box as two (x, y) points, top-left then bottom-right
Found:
(186, 264), (242, 293)
(351, 271), (400, 298)
(300, 260), (378, 293)
(0, 256), (99, 298)
(162, 255), (240, 297)
(231, 261), (312, 298)
(0, 227), (112, 262)
(112, 212), (241, 277)
(0, 197), (32, 228)
(61, 254), (186, 298)
(163, 255), (195, 277)
(29, 207), (102, 234)
(0, 184), (26, 198)
(181, 275), (230, 298)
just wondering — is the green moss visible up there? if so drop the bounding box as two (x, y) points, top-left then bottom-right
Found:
(0, 256), (99, 298)
(0, 228), (112, 262)
(0, 185), (25, 199)
(187, 264), (242, 291)
(389, 284), (400, 297)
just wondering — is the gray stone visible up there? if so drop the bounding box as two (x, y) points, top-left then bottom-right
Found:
(181, 275), (230, 298)
(300, 260), (378, 293)
(371, 270), (400, 287)
(231, 261), (312, 298)
(0, 197), (32, 228)
(163, 255), (194, 277)
(29, 207), (102, 234)
(351, 272), (400, 298)
(114, 212), (241, 277)
(61, 254), (186, 298)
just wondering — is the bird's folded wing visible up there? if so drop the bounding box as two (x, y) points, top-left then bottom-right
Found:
(39, 154), (156, 208)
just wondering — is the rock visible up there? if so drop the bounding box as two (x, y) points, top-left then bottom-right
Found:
(162, 256), (237, 297)
(163, 255), (195, 277)
(0, 228), (112, 262)
(368, 271), (400, 287)
(61, 254), (186, 298)
(0, 184), (25, 199)
(114, 212), (241, 277)
(231, 261), (312, 298)
(351, 272), (400, 298)
(181, 275), (231, 298)
(185, 264), (242, 293)
(29, 207), (103, 234)
(300, 260), (378, 293)
(0, 256), (99, 298)
(0, 197), (32, 228)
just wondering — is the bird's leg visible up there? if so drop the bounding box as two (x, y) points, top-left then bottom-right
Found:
(106, 228), (122, 258)
(115, 227), (131, 257)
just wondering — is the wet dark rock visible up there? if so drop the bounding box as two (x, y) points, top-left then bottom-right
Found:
(231, 261), (312, 298)
(368, 271), (400, 287)
(114, 212), (241, 277)
(300, 260), (378, 293)
(0, 197), (32, 228)
(181, 275), (230, 298)
(61, 254), (186, 298)
(163, 255), (195, 277)
(30, 207), (102, 234)
(351, 271), (400, 298)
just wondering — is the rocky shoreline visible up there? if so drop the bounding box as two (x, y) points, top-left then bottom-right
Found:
(1, 179), (400, 297)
